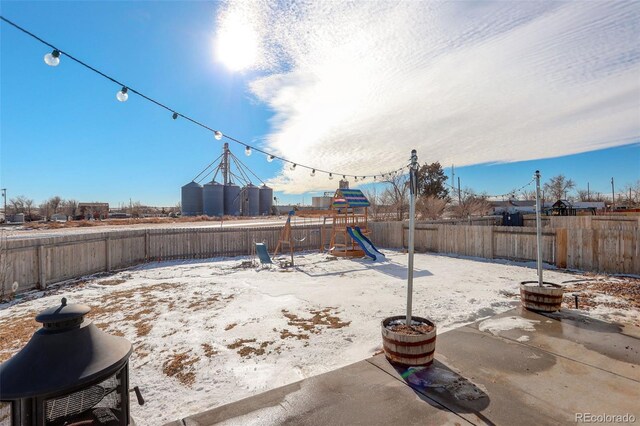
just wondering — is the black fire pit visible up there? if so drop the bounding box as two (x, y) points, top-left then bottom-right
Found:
(0, 298), (143, 425)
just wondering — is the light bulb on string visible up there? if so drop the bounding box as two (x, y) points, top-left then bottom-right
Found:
(44, 49), (60, 66)
(290, 163), (297, 171)
(267, 155), (275, 162)
(354, 176), (358, 182)
(116, 87), (128, 102)
(329, 173), (333, 180)
(310, 169), (316, 177)
(214, 130), (223, 140)
(342, 175), (346, 180)
(172, 112), (178, 120)
(245, 146), (252, 156)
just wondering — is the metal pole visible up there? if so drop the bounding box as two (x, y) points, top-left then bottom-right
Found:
(407, 149), (418, 326)
(223, 143), (230, 185)
(611, 177), (615, 211)
(535, 170), (543, 287)
(457, 177), (462, 205)
(1, 189), (6, 220)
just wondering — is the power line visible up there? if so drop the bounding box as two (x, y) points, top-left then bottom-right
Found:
(0, 15), (406, 181)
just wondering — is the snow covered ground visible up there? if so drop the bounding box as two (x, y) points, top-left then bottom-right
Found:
(1, 250), (637, 425)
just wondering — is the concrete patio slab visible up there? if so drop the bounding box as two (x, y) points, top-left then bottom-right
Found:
(166, 308), (640, 425)
(467, 306), (640, 380)
(165, 359), (467, 426)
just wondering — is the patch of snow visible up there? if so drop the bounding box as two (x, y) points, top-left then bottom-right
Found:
(0, 250), (626, 425)
(516, 335), (530, 342)
(478, 316), (540, 335)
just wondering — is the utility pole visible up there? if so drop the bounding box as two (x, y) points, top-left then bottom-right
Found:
(451, 165), (455, 197)
(457, 177), (462, 205)
(587, 182), (590, 201)
(1, 188), (6, 219)
(611, 177), (615, 211)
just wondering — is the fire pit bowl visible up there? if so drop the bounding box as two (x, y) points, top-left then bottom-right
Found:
(0, 298), (141, 425)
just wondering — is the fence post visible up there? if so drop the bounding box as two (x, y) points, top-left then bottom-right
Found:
(105, 235), (112, 272)
(556, 228), (567, 268)
(488, 226), (494, 259)
(145, 230), (150, 261)
(38, 245), (46, 290)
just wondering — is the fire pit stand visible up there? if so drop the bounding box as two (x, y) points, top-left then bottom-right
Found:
(0, 298), (142, 425)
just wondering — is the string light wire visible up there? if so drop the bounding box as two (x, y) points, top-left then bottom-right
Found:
(0, 15), (406, 180)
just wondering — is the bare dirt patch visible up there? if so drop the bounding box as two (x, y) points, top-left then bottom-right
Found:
(227, 338), (274, 358)
(279, 328), (309, 340)
(88, 283), (177, 339)
(98, 279), (127, 286)
(562, 276), (640, 326)
(0, 310), (39, 362)
(163, 352), (200, 386)
(202, 343), (218, 358)
(187, 294), (221, 311)
(282, 307), (351, 333)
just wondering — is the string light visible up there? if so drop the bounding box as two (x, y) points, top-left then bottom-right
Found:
(44, 49), (60, 66)
(0, 15), (408, 182)
(310, 169), (316, 177)
(245, 145), (252, 156)
(116, 86), (128, 102)
(354, 176), (358, 182)
(290, 163), (296, 170)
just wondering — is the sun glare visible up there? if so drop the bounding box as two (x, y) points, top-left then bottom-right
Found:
(216, 13), (258, 72)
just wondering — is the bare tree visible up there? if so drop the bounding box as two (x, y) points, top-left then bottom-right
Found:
(416, 195), (448, 220)
(621, 180), (640, 206)
(8, 196), (27, 214)
(24, 198), (35, 219)
(63, 199), (79, 218)
(521, 190), (536, 201)
(48, 196), (63, 214)
(449, 190), (491, 218)
(543, 175), (575, 201)
(381, 173), (409, 221)
(576, 189), (590, 202)
(39, 200), (51, 220)
(364, 189), (390, 221)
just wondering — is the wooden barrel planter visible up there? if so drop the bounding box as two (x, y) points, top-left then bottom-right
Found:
(520, 281), (564, 312)
(381, 316), (436, 367)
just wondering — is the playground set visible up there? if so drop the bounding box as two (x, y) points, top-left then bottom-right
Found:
(258, 188), (385, 266)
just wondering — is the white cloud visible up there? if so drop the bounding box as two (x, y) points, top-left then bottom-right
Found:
(218, 1), (640, 194)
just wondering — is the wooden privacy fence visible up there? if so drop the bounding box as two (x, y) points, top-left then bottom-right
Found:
(2, 224), (330, 294)
(369, 218), (639, 275)
(3, 216), (638, 294)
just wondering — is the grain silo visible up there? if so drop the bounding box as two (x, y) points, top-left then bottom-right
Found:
(224, 184), (241, 216)
(203, 181), (224, 217)
(259, 184), (273, 216)
(181, 181), (203, 216)
(242, 183), (260, 216)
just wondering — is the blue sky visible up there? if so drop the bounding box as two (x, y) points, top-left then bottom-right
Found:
(1, 1), (638, 207)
